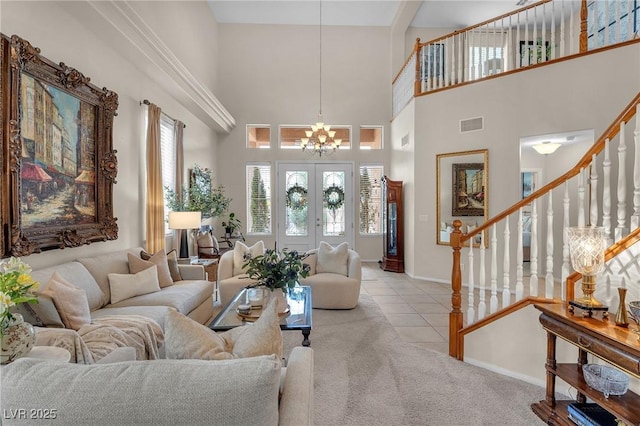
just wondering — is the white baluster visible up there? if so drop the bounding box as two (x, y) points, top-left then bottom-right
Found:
(590, 154), (599, 226)
(593, 0), (599, 48)
(632, 105), (640, 230)
(464, 32), (470, 82)
(458, 32), (463, 84)
(616, 121), (628, 241)
(550, 0), (556, 60)
(490, 223), (498, 314)
(502, 216), (511, 308)
(516, 11), (521, 69)
(439, 39), (444, 88)
(530, 198), (539, 297)
(626, 0), (633, 42)
(614, 0), (621, 44)
(541, 2), (547, 62)
(545, 192), (555, 299)
(478, 231), (487, 320)
(562, 182), (570, 300)
(578, 167), (585, 227)
(604, 0), (610, 46)
(467, 242), (475, 323)
(560, 0), (565, 57)
(450, 35), (456, 86)
(516, 209), (524, 301)
(484, 24), (489, 78)
(603, 138), (613, 243)
(569, 0), (575, 53)
(533, 7), (538, 64)
(524, 9), (530, 66)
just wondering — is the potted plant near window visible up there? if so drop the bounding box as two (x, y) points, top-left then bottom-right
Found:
(165, 165), (231, 220)
(221, 212), (241, 238)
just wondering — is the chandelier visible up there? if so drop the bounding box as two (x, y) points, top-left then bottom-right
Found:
(300, 0), (342, 157)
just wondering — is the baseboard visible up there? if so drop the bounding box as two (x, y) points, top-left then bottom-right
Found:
(464, 356), (570, 398)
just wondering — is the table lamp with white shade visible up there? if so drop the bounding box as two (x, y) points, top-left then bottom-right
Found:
(168, 211), (202, 259)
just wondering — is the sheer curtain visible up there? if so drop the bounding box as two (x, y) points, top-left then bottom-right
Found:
(145, 103), (166, 254)
(173, 121), (185, 254)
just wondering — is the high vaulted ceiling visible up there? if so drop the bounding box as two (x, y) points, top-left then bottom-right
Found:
(208, 0), (529, 29)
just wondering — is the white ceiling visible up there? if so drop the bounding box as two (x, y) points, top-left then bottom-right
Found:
(208, 0), (528, 28)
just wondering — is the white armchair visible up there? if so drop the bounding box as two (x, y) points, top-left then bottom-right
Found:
(299, 245), (361, 309)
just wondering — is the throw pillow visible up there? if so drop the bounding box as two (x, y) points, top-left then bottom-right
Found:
(108, 266), (161, 304)
(164, 309), (234, 360)
(230, 298), (283, 359)
(233, 241), (265, 276)
(165, 249), (182, 282)
(164, 298), (283, 360)
(316, 241), (349, 276)
(197, 232), (219, 256)
(132, 251), (173, 288)
(40, 272), (92, 330)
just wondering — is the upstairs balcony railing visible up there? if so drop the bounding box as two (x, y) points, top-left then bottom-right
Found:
(393, 0), (640, 117)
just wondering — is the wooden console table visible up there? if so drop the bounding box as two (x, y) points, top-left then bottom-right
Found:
(532, 303), (640, 425)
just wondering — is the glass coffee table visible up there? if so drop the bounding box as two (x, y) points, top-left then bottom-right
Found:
(209, 286), (312, 347)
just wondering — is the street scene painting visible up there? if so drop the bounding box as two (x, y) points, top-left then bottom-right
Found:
(452, 163), (485, 216)
(2, 34), (118, 256)
(19, 72), (97, 228)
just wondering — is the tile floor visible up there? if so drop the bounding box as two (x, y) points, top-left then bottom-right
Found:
(361, 261), (456, 354)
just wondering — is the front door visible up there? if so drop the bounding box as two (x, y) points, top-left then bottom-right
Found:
(277, 162), (353, 252)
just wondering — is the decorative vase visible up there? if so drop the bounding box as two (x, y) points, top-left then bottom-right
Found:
(1, 314), (36, 365)
(615, 287), (630, 328)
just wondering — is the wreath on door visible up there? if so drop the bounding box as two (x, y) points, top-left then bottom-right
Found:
(286, 184), (308, 211)
(324, 185), (345, 212)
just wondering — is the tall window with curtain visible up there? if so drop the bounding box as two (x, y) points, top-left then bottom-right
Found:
(160, 115), (177, 235)
(144, 101), (184, 254)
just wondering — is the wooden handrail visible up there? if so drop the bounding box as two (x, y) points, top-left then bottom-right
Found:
(565, 225), (640, 301)
(459, 91), (640, 245)
(391, 38), (421, 85)
(452, 296), (558, 360)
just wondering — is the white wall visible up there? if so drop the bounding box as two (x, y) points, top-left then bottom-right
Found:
(215, 23), (391, 261)
(398, 43), (640, 281)
(1, 1), (221, 269)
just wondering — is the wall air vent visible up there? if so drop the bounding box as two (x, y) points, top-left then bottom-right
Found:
(460, 117), (484, 133)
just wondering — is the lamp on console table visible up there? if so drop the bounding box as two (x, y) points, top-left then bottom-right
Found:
(168, 211), (202, 259)
(567, 226), (608, 318)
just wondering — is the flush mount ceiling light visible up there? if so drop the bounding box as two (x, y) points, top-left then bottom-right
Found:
(532, 141), (561, 155)
(300, 0), (342, 157)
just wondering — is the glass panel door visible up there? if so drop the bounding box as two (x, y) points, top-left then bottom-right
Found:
(277, 162), (353, 252)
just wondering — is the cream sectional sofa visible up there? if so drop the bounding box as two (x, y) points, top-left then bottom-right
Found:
(1, 346), (314, 426)
(22, 247), (214, 331)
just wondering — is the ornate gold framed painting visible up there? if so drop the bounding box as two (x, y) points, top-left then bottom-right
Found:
(436, 149), (488, 246)
(1, 34), (119, 257)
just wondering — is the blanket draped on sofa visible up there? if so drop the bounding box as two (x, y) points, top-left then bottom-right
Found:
(35, 315), (163, 363)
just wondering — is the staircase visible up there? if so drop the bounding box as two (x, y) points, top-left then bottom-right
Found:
(391, 0), (640, 362)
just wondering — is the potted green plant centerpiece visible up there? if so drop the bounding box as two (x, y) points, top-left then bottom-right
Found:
(243, 247), (310, 312)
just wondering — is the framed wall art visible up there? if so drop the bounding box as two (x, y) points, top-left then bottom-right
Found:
(436, 149), (488, 246)
(1, 34), (119, 257)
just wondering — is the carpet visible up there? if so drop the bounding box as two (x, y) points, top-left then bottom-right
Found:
(282, 293), (544, 426)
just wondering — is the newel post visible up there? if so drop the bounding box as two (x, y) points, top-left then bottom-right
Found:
(579, 0), (588, 53)
(414, 38), (422, 96)
(449, 220), (464, 359)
